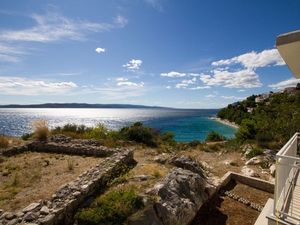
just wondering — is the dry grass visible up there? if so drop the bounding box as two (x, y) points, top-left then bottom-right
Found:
(32, 120), (50, 141)
(0, 152), (100, 211)
(0, 136), (9, 149)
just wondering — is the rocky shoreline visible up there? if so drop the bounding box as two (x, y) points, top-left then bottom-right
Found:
(210, 116), (239, 129)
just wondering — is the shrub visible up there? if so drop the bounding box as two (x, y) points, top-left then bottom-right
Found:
(75, 188), (144, 225)
(119, 122), (159, 147)
(21, 133), (33, 141)
(87, 124), (108, 139)
(245, 147), (264, 159)
(161, 131), (176, 146)
(32, 120), (49, 141)
(206, 131), (226, 142)
(0, 135), (9, 148)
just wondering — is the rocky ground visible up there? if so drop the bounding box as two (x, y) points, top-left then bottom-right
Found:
(0, 152), (100, 211)
(0, 136), (277, 225)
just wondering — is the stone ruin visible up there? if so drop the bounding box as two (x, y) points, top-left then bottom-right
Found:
(0, 135), (136, 225)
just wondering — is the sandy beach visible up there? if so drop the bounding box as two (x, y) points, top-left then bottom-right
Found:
(210, 117), (240, 129)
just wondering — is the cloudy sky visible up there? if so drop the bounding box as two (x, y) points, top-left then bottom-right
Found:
(0, 0), (299, 108)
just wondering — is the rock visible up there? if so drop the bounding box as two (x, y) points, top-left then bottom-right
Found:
(6, 218), (18, 225)
(146, 183), (164, 195)
(4, 212), (16, 220)
(38, 214), (55, 225)
(2, 170), (10, 176)
(269, 164), (276, 177)
(154, 168), (215, 225)
(0, 209), (3, 216)
(245, 155), (265, 165)
(154, 153), (170, 164)
(127, 205), (163, 225)
(24, 212), (38, 222)
(170, 156), (206, 178)
(22, 203), (40, 213)
(16, 211), (24, 217)
(40, 206), (49, 215)
(242, 144), (253, 155)
(241, 166), (259, 177)
(132, 175), (152, 181)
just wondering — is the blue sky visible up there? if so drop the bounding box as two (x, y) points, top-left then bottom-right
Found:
(0, 0), (299, 108)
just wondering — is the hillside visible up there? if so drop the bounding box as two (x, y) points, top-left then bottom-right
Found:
(217, 87), (300, 148)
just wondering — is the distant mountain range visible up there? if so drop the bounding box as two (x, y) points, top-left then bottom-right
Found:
(0, 103), (172, 109)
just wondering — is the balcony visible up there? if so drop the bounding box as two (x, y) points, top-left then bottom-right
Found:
(256, 133), (300, 225)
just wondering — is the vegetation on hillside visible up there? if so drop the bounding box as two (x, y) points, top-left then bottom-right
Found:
(75, 188), (143, 225)
(205, 131), (226, 142)
(217, 90), (300, 148)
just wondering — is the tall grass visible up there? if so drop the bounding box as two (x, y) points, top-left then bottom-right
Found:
(0, 135), (9, 148)
(32, 120), (49, 141)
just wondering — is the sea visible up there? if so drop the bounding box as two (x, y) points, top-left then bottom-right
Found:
(0, 108), (236, 142)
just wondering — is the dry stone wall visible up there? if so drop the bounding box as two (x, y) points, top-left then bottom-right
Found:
(0, 149), (135, 225)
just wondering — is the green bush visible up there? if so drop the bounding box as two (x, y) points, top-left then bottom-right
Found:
(206, 131), (226, 142)
(235, 119), (256, 142)
(245, 147), (264, 159)
(75, 189), (144, 225)
(21, 133), (33, 141)
(119, 122), (159, 147)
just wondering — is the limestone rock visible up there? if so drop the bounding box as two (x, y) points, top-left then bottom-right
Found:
(22, 202), (40, 213)
(4, 212), (16, 220)
(170, 156), (206, 178)
(154, 168), (215, 225)
(154, 153), (170, 164)
(24, 212), (38, 222)
(245, 155), (265, 165)
(241, 166), (259, 177)
(127, 205), (163, 225)
(40, 206), (49, 215)
(269, 164), (276, 177)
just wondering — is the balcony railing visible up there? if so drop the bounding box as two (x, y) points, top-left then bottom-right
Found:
(274, 132), (300, 224)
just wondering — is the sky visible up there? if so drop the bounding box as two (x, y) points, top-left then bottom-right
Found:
(0, 0), (299, 108)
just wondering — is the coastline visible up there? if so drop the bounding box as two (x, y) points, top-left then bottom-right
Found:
(210, 116), (240, 129)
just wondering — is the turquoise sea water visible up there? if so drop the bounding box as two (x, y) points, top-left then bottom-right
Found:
(0, 108), (236, 142)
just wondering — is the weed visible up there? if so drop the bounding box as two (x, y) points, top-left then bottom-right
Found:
(32, 120), (49, 141)
(75, 188), (144, 225)
(67, 159), (74, 171)
(0, 135), (9, 148)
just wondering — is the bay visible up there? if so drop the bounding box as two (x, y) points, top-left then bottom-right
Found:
(0, 108), (236, 142)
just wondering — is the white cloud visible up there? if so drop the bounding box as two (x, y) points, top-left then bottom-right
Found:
(95, 47), (105, 54)
(114, 15), (128, 28)
(123, 59), (143, 71)
(144, 0), (163, 11)
(0, 76), (77, 95)
(175, 77), (197, 89)
(161, 71), (186, 78)
(0, 11), (127, 43)
(189, 86), (211, 90)
(221, 95), (245, 100)
(205, 94), (216, 98)
(166, 86), (171, 89)
(116, 77), (128, 82)
(238, 89), (245, 92)
(117, 81), (144, 88)
(212, 49), (285, 69)
(0, 43), (25, 62)
(200, 68), (262, 88)
(269, 78), (300, 90)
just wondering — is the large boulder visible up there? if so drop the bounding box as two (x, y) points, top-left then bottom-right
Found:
(154, 168), (215, 225)
(170, 156), (206, 178)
